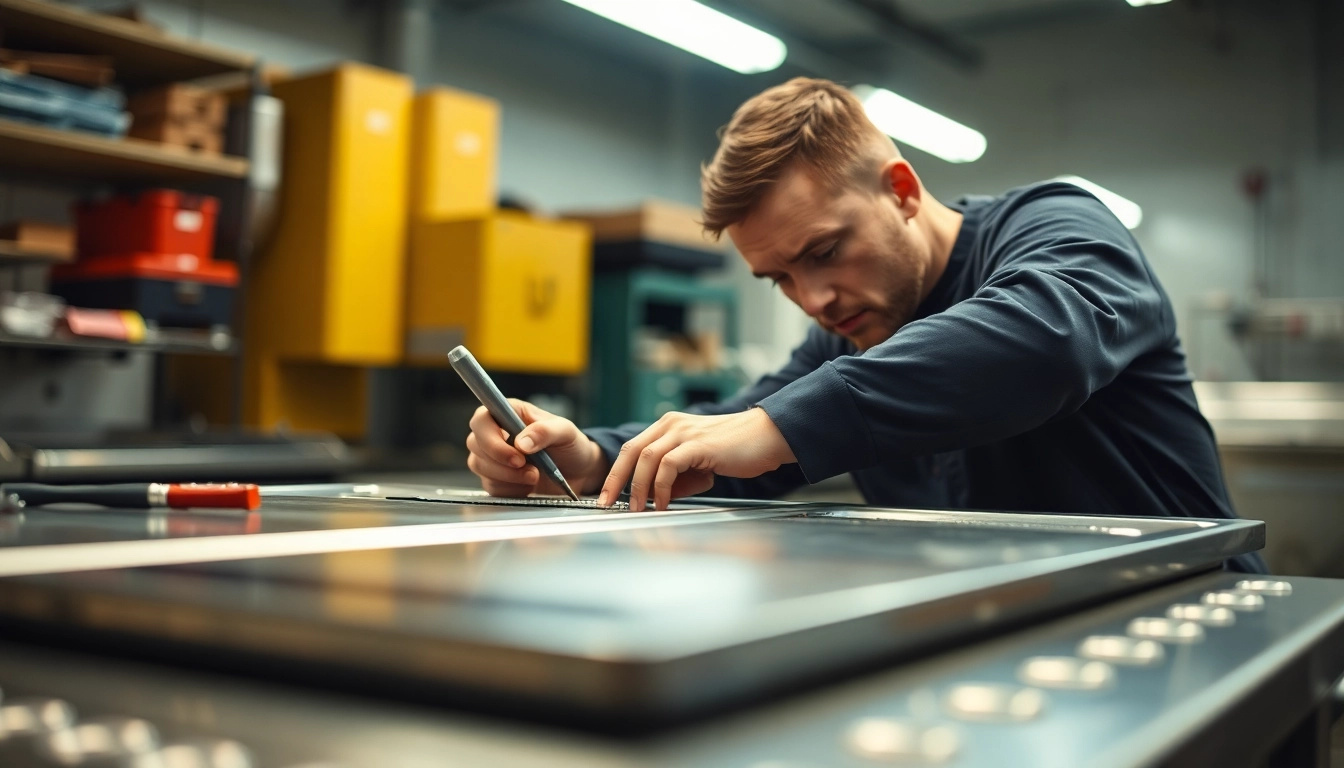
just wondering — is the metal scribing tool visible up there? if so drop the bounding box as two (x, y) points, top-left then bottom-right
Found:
(1, 483), (261, 512)
(448, 345), (580, 501)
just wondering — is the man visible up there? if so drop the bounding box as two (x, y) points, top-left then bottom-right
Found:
(465, 77), (1266, 573)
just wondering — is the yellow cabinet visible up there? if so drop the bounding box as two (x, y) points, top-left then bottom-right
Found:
(410, 87), (500, 221)
(407, 212), (591, 374)
(240, 63), (412, 436)
(248, 63), (412, 366)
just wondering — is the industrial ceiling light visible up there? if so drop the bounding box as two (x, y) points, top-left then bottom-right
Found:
(1126, 0), (1173, 5)
(852, 85), (987, 163)
(1055, 176), (1144, 229)
(558, 0), (787, 74)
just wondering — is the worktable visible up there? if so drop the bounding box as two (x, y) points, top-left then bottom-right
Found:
(0, 484), (1338, 767)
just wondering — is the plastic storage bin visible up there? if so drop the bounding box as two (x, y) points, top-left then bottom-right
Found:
(76, 189), (219, 261)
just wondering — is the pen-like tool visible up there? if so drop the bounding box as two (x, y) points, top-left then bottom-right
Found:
(1, 483), (261, 511)
(448, 345), (580, 501)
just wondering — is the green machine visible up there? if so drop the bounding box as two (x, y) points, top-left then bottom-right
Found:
(588, 269), (742, 428)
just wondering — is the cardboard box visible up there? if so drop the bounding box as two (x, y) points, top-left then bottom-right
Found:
(128, 115), (223, 154)
(0, 220), (75, 260)
(563, 200), (721, 251)
(128, 84), (227, 128)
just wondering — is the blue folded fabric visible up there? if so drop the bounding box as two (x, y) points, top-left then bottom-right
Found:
(0, 69), (129, 137)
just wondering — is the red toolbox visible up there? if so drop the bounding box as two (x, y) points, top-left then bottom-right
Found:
(76, 189), (219, 260)
(50, 252), (237, 329)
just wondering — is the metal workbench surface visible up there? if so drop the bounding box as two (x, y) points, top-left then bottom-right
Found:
(0, 572), (1339, 767)
(0, 489), (1261, 727)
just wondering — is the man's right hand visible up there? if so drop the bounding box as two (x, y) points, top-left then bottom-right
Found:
(466, 399), (609, 498)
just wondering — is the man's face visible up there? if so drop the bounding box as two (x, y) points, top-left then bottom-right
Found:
(728, 162), (930, 351)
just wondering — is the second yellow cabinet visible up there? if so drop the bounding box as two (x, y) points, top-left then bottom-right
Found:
(407, 212), (592, 374)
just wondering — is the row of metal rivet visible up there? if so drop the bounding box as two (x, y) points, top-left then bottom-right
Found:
(0, 686), (343, 768)
(843, 580), (1293, 764)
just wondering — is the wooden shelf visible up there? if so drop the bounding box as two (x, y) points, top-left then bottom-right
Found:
(0, 0), (257, 87)
(0, 119), (248, 182)
(0, 241), (72, 264)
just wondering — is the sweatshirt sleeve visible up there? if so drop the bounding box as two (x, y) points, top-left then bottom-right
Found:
(758, 192), (1172, 483)
(584, 325), (842, 498)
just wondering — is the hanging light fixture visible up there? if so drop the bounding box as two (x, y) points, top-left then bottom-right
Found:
(558, 0), (787, 74)
(1055, 176), (1144, 229)
(852, 85), (987, 164)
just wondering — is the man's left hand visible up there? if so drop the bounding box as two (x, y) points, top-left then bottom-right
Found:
(598, 408), (797, 511)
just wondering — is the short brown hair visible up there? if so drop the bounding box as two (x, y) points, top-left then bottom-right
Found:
(701, 77), (883, 237)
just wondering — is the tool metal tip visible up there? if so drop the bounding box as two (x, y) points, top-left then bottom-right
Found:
(558, 477), (580, 502)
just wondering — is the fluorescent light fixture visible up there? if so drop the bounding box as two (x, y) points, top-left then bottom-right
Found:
(558, 0), (787, 74)
(852, 85), (987, 163)
(1126, 0), (1173, 5)
(1055, 175), (1144, 229)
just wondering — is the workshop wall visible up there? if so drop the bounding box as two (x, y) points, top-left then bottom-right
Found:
(909, 0), (1342, 382)
(46, 0), (1342, 395)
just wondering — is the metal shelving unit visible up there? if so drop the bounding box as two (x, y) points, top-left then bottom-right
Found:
(0, 0), (257, 385)
(589, 268), (742, 426)
(0, 119), (249, 182)
(0, 1), (349, 484)
(0, 0), (256, 85)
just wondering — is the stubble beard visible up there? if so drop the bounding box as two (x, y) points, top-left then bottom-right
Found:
(853, 256), (926, 351)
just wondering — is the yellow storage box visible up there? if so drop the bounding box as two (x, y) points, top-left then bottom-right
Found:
(410, 87), (500, 221)
(407, 212), (592, 374)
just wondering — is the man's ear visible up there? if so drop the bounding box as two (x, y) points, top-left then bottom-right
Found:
(882, 159), (923, 219)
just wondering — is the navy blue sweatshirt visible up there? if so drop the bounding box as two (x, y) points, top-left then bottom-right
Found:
(587, 182), (1266, 573)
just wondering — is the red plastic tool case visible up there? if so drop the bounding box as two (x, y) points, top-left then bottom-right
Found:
(53, 190), (236, 329)
(76, 189), (219, 260)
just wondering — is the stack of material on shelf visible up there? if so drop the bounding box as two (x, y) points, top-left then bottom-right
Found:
(0, 290), (149, 343)
(127, 84), (226, 154)
(634, 327), (724, 373)
(0, 67), (129, 137)
(50, 190), (237, 330)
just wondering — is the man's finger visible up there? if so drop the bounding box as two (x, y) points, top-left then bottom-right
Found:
(652, 443), (698, 511)
(470, 408), (526, 468)
(599, 425), (663, 507)
(469, 426), (526, 469)
(466, 431), (525, 469)
(468, 452), (539, 487)
(628, 436), (679, 512)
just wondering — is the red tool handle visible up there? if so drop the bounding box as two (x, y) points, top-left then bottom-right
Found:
(164, 483), (261, 510)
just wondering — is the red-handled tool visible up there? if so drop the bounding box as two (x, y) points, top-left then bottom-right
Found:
(0, 483), (261, 511)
